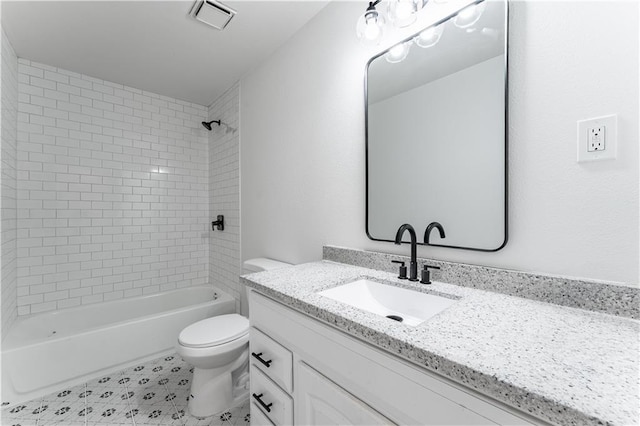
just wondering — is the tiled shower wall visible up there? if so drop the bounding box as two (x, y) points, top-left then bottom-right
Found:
(16, 59), (210, 315)
(1, 28), (19, 334)
(208, 83), (240, 310)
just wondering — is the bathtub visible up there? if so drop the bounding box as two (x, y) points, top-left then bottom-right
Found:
(1, 286), (235, 405)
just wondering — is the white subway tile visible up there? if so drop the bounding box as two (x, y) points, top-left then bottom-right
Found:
(57, 298), (81, 309)
(18, 294), (44, 305)
(18, 63), (44, 78)
(30, 301), (58, 314)
(56, 83), (82, 96)
(70, 94), (92, 106)
(44, 89), (69, 102)
(92, 82), (114, 95)
(44, 290), (69, 302)
(28, 61), (57, 72)
(30, 96), (56, 109)
(17, 60), (211, 314)
(80, 88), (103, 101)
(69, 77), (93, 90)
(81, 294), (103, 305)
(30, 76), (57, 90)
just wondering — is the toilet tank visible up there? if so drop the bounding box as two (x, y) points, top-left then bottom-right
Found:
(241, 258), (292, 316)
(242, 258), (292, 274)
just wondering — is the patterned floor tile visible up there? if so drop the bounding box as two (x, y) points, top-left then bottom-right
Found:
(228, 402), (251, 426)
(41, 404), (77, 424)
(86, 374), (120, 389)
(182, 415), (216, 426)
(1, 352), (250, 426)
(82, 402), (128, 423)
(86, 424), (131, 426)
(3, 399), (44, 425)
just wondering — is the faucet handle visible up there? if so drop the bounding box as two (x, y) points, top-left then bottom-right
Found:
(420, 264), (440, 285)
(391, 260), (408, 280)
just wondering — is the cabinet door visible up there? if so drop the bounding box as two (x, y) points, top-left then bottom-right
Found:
(251, 403), (276, 426)
(296, 361), (395, 426)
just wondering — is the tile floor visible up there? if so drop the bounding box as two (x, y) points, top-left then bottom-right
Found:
(2, 353), (250, 426)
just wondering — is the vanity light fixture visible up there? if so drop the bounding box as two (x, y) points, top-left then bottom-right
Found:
(357, 0), (426, 45)
(387, 0), (426, 28)
(356, 0), (386, 45)
(368, 0), (486, 62)
(385, 40), (412, 63)
(453, 1), (486, 28)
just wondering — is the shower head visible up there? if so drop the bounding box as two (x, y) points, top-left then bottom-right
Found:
(202, 120), (221, 131)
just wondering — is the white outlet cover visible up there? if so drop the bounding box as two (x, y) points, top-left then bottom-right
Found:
(577, 114), (617, 162)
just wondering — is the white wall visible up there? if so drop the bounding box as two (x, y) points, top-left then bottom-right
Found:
(208, 83), (241, 310)
(1, 24), (19, 336)
(241, 1), (639, 285)
(16, 59), (210, 315)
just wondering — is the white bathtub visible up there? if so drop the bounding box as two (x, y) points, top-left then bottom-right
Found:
(1, 286), (235, 405)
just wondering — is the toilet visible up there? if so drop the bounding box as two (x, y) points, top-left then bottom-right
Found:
(176, 258), (292, 418)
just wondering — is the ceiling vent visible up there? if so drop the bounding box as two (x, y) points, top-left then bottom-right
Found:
(189, 0), (236, 30)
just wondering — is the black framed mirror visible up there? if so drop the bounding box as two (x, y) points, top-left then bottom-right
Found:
(365, 0), (508, 251)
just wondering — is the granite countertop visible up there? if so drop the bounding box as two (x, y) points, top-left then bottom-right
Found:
(241, 260), (640, 426)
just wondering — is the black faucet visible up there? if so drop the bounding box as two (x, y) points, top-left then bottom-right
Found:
(424, 222), (445, 244)
(395, 224), (418, 281)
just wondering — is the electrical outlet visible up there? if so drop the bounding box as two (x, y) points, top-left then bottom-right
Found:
(587, 126), (605, 152)
(577, 115), (617, 162)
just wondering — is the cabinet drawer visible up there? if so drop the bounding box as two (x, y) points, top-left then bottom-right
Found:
(251, 327), (293, 393)
(251, 365), (293, 425)
(251, 403), (276, 426)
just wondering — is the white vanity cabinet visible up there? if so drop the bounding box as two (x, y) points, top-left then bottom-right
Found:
(248, 290), (541, 426)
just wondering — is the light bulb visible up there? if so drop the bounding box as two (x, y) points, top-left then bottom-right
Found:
(395, 2), (413, 19)
(385, 41), (411, 63)
(365, 17), (381, 39)
(387, 0), (425, 28)
(454, 2), (486, 28)
(415, 24), (444, 48)
(357, 9), (386, 45)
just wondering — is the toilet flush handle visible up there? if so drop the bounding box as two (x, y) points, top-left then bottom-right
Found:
(251, 352), (273, 368)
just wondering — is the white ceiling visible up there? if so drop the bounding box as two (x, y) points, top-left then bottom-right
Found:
(2, 1), (328, 106)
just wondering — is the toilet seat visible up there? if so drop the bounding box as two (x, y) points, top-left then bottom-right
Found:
(179, 314), (249, 348)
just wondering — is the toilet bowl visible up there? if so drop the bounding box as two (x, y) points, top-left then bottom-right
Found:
(176, 314), (250, 418)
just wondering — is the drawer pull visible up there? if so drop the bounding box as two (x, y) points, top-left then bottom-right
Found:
(251, 352), (273, 368)
(252, 392), (273, 413)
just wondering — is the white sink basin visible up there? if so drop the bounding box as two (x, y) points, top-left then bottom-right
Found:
(317, 279), (456, 326)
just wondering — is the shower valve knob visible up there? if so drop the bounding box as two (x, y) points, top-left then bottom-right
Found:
(211, 215), (224, 231)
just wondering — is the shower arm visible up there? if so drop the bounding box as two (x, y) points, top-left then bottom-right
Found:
(202, 120), (221, 131)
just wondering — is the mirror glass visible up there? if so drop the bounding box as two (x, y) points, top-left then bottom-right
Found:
(366, 0), (507, 251)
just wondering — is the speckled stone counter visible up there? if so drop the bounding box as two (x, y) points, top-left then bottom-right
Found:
(241, 261), (640, 426)
(323, 246), (640, 319)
